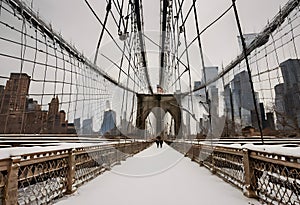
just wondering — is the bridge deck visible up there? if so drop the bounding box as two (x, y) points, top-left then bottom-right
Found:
(56, 144), (259, 205)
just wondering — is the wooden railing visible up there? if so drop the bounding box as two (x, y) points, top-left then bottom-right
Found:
(166, 140), (300, 205)
(0, 141), (152, 204)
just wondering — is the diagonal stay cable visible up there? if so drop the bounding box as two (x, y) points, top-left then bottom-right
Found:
(173, 0), (185, 25)
(143, 33), (189, 71)
(178, 0), (194, 113)
(101, 53), (142, 88)
(143, 35), (188, 92)
(94, 0), (111, 65)
(103, 2), (148, 89)
(84, 0), (147, 91)
(112, 0), (126, 32)
(181, 0), (197, 27)
(178, 4), (233, 61)
(101, 0), (149, 90)
(180, 0), (300, 96)
(6, 0), (138, 94)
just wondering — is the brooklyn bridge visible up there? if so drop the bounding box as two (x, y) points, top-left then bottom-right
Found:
(0, 0), (300, 204)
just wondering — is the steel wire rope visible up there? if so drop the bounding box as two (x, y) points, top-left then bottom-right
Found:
(85, 0), (150, 93)
(85, 0), (144, 91)
(177, 4), (233, 62)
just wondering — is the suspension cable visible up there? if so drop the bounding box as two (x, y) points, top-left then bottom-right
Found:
(93, 0), (111, 65)
(178, 4), (233, 61)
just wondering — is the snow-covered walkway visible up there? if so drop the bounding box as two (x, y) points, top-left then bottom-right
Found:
(56, 144), (259, 205)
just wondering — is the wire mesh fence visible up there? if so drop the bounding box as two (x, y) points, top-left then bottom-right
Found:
(0, 160), (8, 205)
(223, 1), (300, 138)
(250, 150), (300, 204)
(0, 0), (120, 136)
(0, 141), (152, 204)
(18, 154), (69, 204)
(190, 0), (300, 140)
(167, 140), (300, 204)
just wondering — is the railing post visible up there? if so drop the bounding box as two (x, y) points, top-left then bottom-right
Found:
(133, 142), (137, 154)
(115, 144), (121, 165)
(184, 143), (188, 157)
(243, 149), (257, 198)
(129, 143), (132, 155)
(191, 145), (195, 161)
(199, 160), (204, 167)
(4, 156), (21, 205)
(107, 148), (113, 168)
(66, 149), (76, 194)
(211, 152), (216, 174)
(197, 144), (203, 166)
(121, 144), (126, 161)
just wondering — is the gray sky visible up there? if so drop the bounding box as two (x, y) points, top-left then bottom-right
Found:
(28, 0), (289, 69)
(19, 0), (289, 96)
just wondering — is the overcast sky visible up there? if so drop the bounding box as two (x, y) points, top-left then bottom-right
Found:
(0, 0), (292, 98)
(26, 0), (289, 69)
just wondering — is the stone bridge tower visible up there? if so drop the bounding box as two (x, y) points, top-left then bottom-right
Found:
(136, 94), (182, 137)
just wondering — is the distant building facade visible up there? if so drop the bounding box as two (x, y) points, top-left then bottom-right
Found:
(0, 73), (75, 134)
(100, 110), (116, 135)
(222, 70), (262, 134)
(275, 59), (300, 130)
(197, 67), (220, 135)
(82, 118), (93, 135)
(203, 67), (218, 88)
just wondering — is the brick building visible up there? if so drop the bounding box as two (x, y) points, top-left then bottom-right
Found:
(0, 73), (75, 134)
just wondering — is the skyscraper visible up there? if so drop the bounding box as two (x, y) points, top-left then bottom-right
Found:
(48, 96), (59, 117)
(100, 110), (117, 135)
(275, 59), (300, 129)
(200, 67), (219, 134)
(0, 73), (30, 113)
(83, 118), (93, 134)
(231, 71), (259, 129)
(193, 81), (203, 97)
(0, 73), (74, 134)
(280, 59), (300, 89)
(202, 67), (218, 88)
(74, 118), (81, 134)
(0, 85), (4, 104)
(46, 96), (68, 133)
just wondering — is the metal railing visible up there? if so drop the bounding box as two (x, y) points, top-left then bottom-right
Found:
(0, 141), (152, 204)
(166, 140), (300, 205)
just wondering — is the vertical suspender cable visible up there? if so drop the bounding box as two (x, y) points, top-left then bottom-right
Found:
(192, 1), (212, 138)
(232, 0), (264, 144)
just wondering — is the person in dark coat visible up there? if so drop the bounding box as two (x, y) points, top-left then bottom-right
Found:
(155, 138), (160, 148)
(159, 139), (163, 148)
(155, 136), (161, 148)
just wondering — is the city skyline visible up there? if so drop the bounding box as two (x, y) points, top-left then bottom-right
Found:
(0, 73), (76, 134)
(1, 55), (299, 136)
(0, 0), (299, 137)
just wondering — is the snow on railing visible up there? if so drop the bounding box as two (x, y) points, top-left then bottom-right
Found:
(166, 140), (300, 205)
(0, 141), (152, 204)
